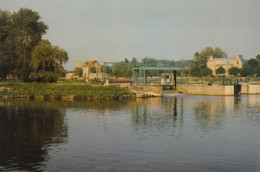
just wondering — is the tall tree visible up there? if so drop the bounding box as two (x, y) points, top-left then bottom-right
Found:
(29, 40), (68, 82)
(11, 8), (48, 81)
(197, 46), (227, 65)
(193, 52), (199, 66)
(0, 9), (17, 79)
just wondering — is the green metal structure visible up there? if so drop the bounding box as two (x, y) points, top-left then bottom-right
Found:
(132, 66), (182, 86)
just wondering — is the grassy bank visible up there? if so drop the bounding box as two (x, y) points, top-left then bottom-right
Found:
(0, 80), (135, 100)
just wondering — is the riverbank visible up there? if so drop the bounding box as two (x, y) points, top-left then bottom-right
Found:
(0, 80), (135, 101)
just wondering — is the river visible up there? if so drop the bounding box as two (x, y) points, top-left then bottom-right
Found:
(0, 95), (259, 171)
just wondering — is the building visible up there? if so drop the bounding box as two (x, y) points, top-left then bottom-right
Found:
(207, 55), (243, 76)
(82, 60), (107, 80)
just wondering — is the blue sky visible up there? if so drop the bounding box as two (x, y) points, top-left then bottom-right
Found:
(1, 0), (260, 70)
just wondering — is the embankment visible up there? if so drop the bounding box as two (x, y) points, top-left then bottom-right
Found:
(176, 84), (234, 96)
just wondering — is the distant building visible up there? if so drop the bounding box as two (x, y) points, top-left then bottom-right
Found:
(207, 55), (243, 76)
(82, 60), (107, 80)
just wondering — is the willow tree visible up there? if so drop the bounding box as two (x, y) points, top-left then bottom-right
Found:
(29, 40), (68, 82)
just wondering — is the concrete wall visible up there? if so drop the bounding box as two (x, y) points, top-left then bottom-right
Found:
(128, 86), (163, 97)
(177, 84), (234, 96)
(240, 84), (260, 94)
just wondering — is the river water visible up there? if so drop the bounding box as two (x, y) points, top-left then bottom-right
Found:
(0, 95), (259, 171)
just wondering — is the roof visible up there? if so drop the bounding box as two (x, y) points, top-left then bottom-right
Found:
(208, 56), (242, 66)
(214, 57), (235, 66)
(82, 60), (98, 67)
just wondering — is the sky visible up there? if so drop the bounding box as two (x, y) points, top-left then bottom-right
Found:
(1, 0), (260, 70)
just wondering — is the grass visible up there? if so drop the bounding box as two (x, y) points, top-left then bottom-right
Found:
(0, 80), (134, 100)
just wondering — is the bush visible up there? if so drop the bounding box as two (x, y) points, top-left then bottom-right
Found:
(201, 68), (213, 77)
(190, 66), (201, 77)
(241, 65), (254, 76)
(228, 67), (241, 76)
(216, 66), (226, 75)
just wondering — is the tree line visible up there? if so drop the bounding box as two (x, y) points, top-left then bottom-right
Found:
(0, 8), (68, 82)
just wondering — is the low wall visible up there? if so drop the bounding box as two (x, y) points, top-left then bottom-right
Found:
(128, 86), (163, 97)
(177, 84), (234, 96)
(240, 84), (260, 94)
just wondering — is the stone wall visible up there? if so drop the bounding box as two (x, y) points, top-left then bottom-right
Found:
(177, 84), (234, 96)
(240, 84), (260, 94)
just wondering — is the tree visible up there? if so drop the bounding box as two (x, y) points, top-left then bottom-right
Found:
(216, 66), (226, 75)
(190, 66), (201, 77)
(193, 52), (199, 66)
(0, 9), (17, 79)
(112, 62), (132, 77)
(29, 40), (68, 82)
(130, 57), (138, 66)
(11, 8), (48, 81)
(74, 67), (83, 77)
(256, 54), (260, 61)
(101, 65), (112, 74)
(247, 58), (259, 68)
(241, 65), (254, 77)
(197, 46), (227, 65)
(228, 67), (241, 76)
(124, 58), (129, 63)
(201, 68), (213, 77)
(254, 65), (260, 76)
(142, 57), (157, 66)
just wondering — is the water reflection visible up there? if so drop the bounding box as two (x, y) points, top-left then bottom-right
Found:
(0, 100), (67, 171)
(0, 95), (259, 171)
(131, 97), (184, 130)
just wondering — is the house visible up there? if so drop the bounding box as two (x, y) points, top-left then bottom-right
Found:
(207, 55), (243, 76)
(82, 60), (107, 80)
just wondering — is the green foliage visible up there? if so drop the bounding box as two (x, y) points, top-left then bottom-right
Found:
(256, 54), (260, 61)
(0, 8), (48, 81)
(90, 67), (96, 73)
(101, 65), (112, 74)
(0, 81), (132, 99)
(74, 67), (83, 77)
(228, 67), (241, 76)
(201, 68), (213, 77)
(196, 46), (227, 65)
(247, 58), (259, 68)
(216, 66), (226, 75)
(112, 62), (132, 77)
(124, 58), (129, 63)
(29, 40), (68, 82)
(142, 57), (157, 66)
(190, 66), (201, 77)
(254, 65), (260, 76)
(241, 65), (254, 76)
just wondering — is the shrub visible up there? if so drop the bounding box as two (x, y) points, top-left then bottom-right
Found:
(228, 67), (241, 76)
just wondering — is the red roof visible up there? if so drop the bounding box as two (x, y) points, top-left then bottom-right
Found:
(82, 60), (97, 67)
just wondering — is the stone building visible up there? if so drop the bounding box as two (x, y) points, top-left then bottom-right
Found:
(82, 60), (106, 80)
(207, 55), (243, 76)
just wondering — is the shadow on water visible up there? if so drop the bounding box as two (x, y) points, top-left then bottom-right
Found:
(0, 99), (68, 171)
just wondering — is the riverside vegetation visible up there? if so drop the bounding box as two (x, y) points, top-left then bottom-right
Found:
(0, 80), (135, 101)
